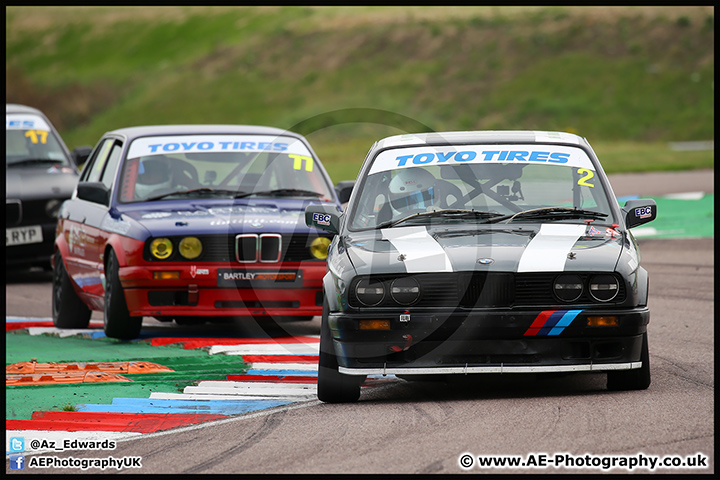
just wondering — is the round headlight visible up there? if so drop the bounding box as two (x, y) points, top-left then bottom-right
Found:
(179, 236), (203, 260)
(150, 238), (173, 260)
(310, 236), (331, 260)
(46, 199), (62, 219)
(589, 274), (619, 302)
(355, 278), (385, 306)
(553, 274), (583, 302)
(390, 277), (420, 306)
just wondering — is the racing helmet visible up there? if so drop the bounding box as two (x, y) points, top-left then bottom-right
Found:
(135, 157), (172, 199)
(388, 167), (437, 212)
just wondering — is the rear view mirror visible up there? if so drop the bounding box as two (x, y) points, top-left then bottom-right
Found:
(622, 199), (657, 229)
(71, 145), (93, 167)
(77, 182), (110, 206)
(335, 180), (355, 204)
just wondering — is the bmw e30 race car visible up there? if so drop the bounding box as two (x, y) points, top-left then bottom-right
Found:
(53, 125), (352, 340)
(6, 104), (91, 270)
(306, 130), (657, 403)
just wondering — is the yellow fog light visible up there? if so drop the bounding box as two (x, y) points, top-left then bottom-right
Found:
(179, 236), (203, 260)
(150, 238), (173, 259)
(359, 319), (391, 330)
(310, 236), (331, 260)
(153, 271), (180, 280)
(587, 316), (618, 327)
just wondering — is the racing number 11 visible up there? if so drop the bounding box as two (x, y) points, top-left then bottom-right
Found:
(25, 130), (49, 144)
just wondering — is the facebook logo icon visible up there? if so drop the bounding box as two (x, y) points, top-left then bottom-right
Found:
(9, 454), (25, 470)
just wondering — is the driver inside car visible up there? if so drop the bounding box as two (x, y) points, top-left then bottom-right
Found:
(388, 167), (438, 214)
(134, 157), (173, 199)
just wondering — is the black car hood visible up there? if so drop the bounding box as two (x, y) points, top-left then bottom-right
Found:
(343, 224), (624, 275)
(5, 167), (79, 201)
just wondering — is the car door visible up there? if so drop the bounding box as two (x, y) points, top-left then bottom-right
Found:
(62, 137), (123, 301)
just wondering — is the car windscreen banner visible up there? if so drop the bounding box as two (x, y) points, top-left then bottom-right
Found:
(368, 144), (595, 175)
(6, 114), (51, 131)
(127, 135), (313, 159)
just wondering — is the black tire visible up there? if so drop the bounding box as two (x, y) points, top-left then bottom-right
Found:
(607, 333), (651, 391)
(52, 252), (92, 328)
(317, 297), (364, 403)
(104, 249), (142, 340)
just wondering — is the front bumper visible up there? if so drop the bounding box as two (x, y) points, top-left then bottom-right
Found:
(120, 262), (325, 318)
(329, 307), (649, 375)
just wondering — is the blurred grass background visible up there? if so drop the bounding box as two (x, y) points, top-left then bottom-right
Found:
(5, 6), (714, 182)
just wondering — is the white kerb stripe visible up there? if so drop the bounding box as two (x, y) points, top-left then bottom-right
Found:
(517, 224), (586, 273)
(382, 226), (453, 273)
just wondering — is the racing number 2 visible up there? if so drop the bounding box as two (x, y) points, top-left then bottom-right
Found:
(577, 168), (595, 188)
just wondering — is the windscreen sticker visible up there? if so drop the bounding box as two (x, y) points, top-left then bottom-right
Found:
(6, 114), (51, 132)
(127, 135), (313, 159)
(517, 224), (587, 273)
(369, 144), (594, 174)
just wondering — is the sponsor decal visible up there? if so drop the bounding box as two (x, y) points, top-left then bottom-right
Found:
(312, 212), (331, 226)
(6, 114), (51, 131)
(217, 269), (301, 287)
(587, 225), (603, 236)
(523, 310), (583, 336)
(190, 266), (210, 278)
(369, 144), (594, 174)
(635, 206), (652, 219)
(127, 135), (313, 159)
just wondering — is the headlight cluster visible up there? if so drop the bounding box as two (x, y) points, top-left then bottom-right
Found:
(354, 276), (421, 307)
(149, 237), (203, 260)
(553, 274), (619, 303)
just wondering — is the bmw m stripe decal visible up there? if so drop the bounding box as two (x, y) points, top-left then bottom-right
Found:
(517, 224), (587, 272)
(523, 310), (583, 336)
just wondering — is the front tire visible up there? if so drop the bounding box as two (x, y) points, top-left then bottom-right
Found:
(317, 296), (364, 403)
(52, 252), (91, 328)
(607, 332), (651, 391)
(104, 249), (142, 340)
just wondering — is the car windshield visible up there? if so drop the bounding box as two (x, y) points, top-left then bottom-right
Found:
(5, 113), (71, 167)
(119, 134), (334, 203)
(349, 143), (617, 230)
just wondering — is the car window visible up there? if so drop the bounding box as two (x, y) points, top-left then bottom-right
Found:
(119, 134), (333, 203)
(83, 139), (115, 184)
(5, 113), (71, 166)
(100, 142), (123, 190)
(350, 144), (616, 230)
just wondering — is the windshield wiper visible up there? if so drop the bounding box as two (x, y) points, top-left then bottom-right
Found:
(372, 209), (503, 230)
(233, 188), (324, 199)
(487, 207), (609, 224)
(7, 158), (63, 168)
(145, 188), (239, 201)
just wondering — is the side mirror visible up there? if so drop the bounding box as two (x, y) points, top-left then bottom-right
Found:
(621, 199), (657, 229)
(305, 204), (342, 235)
(77, 182), (110, 206)
(71, 145), (93, 167)
(335, 180), (355, 205)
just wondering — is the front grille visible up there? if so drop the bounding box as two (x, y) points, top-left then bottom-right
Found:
(348, 272), (626, 309)
(144, 233), (330, 263)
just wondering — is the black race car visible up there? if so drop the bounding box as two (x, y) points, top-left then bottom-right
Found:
(6, 104), (90, 270)
(306, 131), (657, 402)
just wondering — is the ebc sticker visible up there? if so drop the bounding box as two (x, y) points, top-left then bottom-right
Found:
(312, 212), (331, 226)
(635, 206), (653, 219)
(127, 135), (313, 159)
(6, 114), (51, 132)
(369, 144), (595, 174)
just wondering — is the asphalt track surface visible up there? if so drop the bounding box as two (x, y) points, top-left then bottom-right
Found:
(5, 169), (714, 474)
